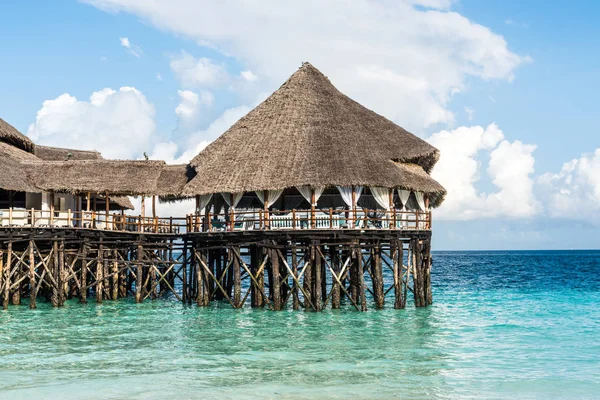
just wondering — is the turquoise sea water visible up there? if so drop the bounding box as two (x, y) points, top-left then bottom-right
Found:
(0, 250), (599, 399)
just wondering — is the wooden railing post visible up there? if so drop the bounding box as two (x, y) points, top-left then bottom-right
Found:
(67, 209), (72, 227)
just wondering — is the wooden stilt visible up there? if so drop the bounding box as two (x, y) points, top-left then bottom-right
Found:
(271, 247), (282, 310)
(29, 239), (36, 309)
(291, 245), (299, 310)
(135, 242), (143, 303)
(80, 240), (88, 303)
(2, 242), (10, 310)
(331, 245), (341, 309)
(51, 239), (59, 307)
(58, 239), (66, 306)
(233, 246), (242, 308)
(97, 239), (104, 304)
(372, 244), (384, 309)
(313, 243), (322, 312)
(357, 246), (367, 312)
(112, 249), (119, 300)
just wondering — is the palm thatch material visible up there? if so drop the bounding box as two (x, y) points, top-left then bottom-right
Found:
(183, 62), (446, 206)
(24, 160), (166, 196)
(156, 164), (196, 202)
(35, 145), (101, 161)
(0, 118), (35, 153)
(0, 155), (38, 192)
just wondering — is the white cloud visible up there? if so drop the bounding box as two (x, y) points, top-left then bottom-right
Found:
(86, 0), (528, 131)
(156, 72), (162, 81)
(170, 51), (228, 88)
(428, 124), (539, 220)
(175, 89), (213, 121)
(240, 70), (257, 82)
(27, 87), (155, 159)
(119, 36), (142, 58)
(538, 149), (600, 222)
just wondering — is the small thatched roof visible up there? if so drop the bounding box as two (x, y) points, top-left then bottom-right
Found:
(24, 160), (166, 196)
(0, 118), (35, 153)
(183, 62), (446, 206)
(156, 164), (196, 202)
(0, 156), (38, 193)
(35, 145), (101, 161)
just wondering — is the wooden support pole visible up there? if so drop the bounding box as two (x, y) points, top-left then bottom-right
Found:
(331, 245), (341, 309)
(271, 247), (282, 310)
(29, 239), (36, 309)
(181, 240), (188, 304)
(291, 245), (299, 310)
(233, 247), (242, 308)
(372, 244), (384, 309)
(2, 242), (10, 309)
(313, 243), (322, 311)
(112, 249), (119, 301)
(97, 239), (104, 304)
(59, 239), (66, 306)
(135, 242), (143, 303)
(303, 242), (312, 312)
(51, 238), (59, 307)
(393, 240), (403, 309)
(357, 246), (367, 312)
(80, 240), (88, 303)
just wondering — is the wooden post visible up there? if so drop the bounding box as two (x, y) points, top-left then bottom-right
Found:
(263, 191), (269, 229)
(291, 245), (299, 310)
(141, 196), (145, 218)
(135, 242), (143, 303)
(233, 246), (241, 307)
(312, 243), (321, 311)
(393, 241), (403, 309)
(250, 245), (261, 307)
(357, 246), (367, 311)
(372, 245), (384, 309)
(2, 242), (11, 309)
(112, 249), (119, 300)
(29, 239), (36, 309)
(51, 238), (59, 307)
(97, 239), (104, 304)
(351, 186), (357, 227)
(58, 239), (66, 306)
(50, 192), (55, 226)
(105, 191), (110, 230)
(271, 247), (281, 310)
(331, 245), (341, 309)
(181, 240), (188, 303)
(80, 240), (88, 303)
(311, 189), (316, 229)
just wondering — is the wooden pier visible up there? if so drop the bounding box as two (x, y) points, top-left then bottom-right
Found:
(0, 226), (432, 311)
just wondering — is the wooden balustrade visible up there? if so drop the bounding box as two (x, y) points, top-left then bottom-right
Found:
(0, 207), (431, 234)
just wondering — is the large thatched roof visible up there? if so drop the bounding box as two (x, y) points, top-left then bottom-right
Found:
(24, 160), (165, 196)
(0, 118), (35, 153)
(35, 145), (101, 161)
(183, 62), (446, 206)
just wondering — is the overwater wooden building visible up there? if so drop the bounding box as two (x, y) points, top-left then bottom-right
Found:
(0, 63), (445, 311)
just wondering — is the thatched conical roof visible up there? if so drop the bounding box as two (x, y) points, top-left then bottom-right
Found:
(0, 118), (35, 153)
(182, 62), (446, 206)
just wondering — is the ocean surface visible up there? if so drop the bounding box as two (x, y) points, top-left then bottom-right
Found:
(0, 250), (599, 399)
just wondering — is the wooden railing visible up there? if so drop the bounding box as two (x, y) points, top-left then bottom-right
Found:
(0, 208), (187, 234)
(186, 208), (431, 233)
(0, 208), (431, 234)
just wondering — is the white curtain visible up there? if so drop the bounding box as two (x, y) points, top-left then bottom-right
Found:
(371, 187), (391, 210)
(297, 186), (324, 206)
(256, 189), (284, 208)
(337, 185), (364, 207)
(196, 194), (213, 214)
(415, 191), (426, 211)
(397, 189), (411, 211)
(221, 192), (243, 208)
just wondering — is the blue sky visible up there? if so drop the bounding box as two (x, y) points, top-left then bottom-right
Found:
(1, 0), (599, 249)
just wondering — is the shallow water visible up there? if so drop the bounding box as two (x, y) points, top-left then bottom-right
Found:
(1, 250), (599, 399)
